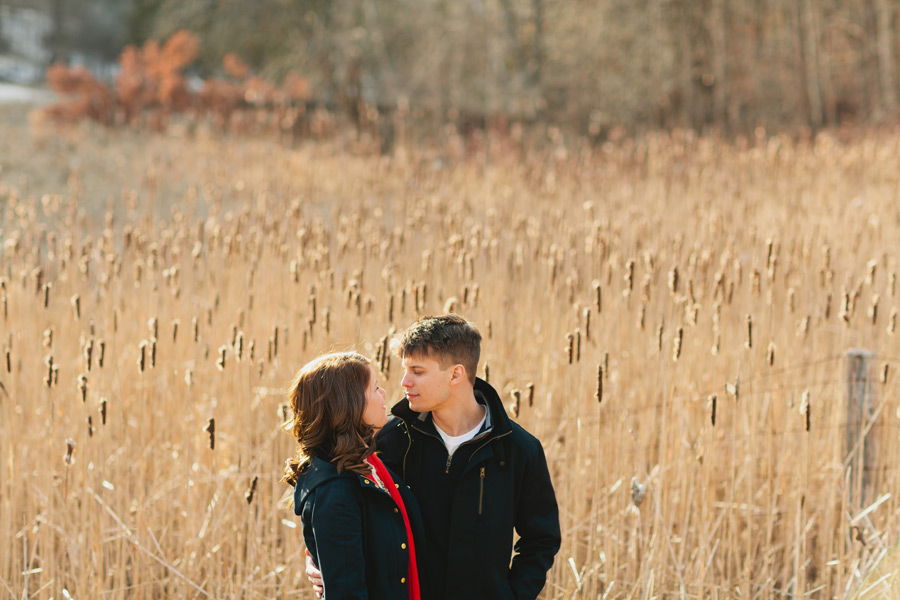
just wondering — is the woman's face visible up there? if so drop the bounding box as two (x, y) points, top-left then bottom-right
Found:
(362, 365), (388, 428)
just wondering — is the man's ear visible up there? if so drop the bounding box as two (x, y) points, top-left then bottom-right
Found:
(449, 364), (466, 385)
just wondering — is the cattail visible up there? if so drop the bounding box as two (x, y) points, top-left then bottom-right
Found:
(657, 323), (664, 352)
(87, 415), (93, 437)
(867, 259), (878, 286)
(604, 351), (609, 380)
(309, 294), (317, 324)
(511, 389), (521, 417)
(890, 272), (896, 297)
(148, 317), (158, 340)
(443, 296), (458, 314)
(593, 280), (602, 313)
(797, 316), (810, 336)
(272, 326), (279, 357)
(527, 382), (534, 407)
(192, 316), (199, 342)
(484, 362), (490, 383)
(709, 394), (717, 426)
(726, 376), (739, 401)
(745, 315), (753, 348)
(290, 260), (299, 283)
(245, 476), (259, 504)
(575, 328), (582, 362)
(235, 332), (244, 361)
(45, 354), (54, 388)
(881, 363), (889, 384)
(43, 283), (50, 308)
(637, 304), (645, 330)
(583, 308), (591, 341)
(172, 319), (179, 343)
(113, 307), (118, 333)
(323, 308), (330, 334)
(205, 418), (215, 449)
(824, 292), (832, 319)
(787, 288), (795, 313)
(98, 340), (105, 368)
(53, 365), (59, 386)
(83, 338), (93, 372)
(888, 308), (898, 335)
(668, 266), (679, 296)
(230, 323), (238, 346)
(99, 398), (107, 425)
(138, 341), (147, 372)
(64, 438), (75, 465)
(217, 345), (227, 371)
(767, 342), (775, 366)
(77, 374), (87, 403)
(566, 333), (574, 365)
(595, 364), (603, 403)
(631, 477), (646, 506)
(185, 368), (193, 387)
(150, 338), (157, 368)
(471, 284), (479, 308)
(869, 295), (880, 325)
(800, 389), (810, 432)
(839, 291), (851, 323)
(5, 347), (10, 374)
(624, 259), (634, 296)
(388, 295), (395, 322)
(673, 326), (683, 361)
(71, 294), (80, 319)
(249, 340), (255, 362)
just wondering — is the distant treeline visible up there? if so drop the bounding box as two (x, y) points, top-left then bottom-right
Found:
(18, 0), (900, 137)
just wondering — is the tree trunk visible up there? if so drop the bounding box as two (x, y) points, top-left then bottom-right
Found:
(676, 1), (695, 129)
(794, 0), (823, 129)
(875, 0), (897, 117)
(710, 0), (727, 130)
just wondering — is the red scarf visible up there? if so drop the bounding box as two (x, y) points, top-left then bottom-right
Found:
(366, 454), (421, 600)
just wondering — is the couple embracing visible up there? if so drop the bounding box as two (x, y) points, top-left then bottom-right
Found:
(283, 314), (561, 600)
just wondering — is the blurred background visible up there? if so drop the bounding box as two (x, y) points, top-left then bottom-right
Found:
(3, 0), (900, 138)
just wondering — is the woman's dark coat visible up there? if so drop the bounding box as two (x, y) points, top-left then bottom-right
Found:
(294, 456), (428, 600)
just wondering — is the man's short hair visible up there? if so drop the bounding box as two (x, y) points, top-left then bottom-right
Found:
(392, 314), (482, 384)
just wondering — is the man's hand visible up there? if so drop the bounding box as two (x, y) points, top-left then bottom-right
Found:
(305, 549), (324, 598)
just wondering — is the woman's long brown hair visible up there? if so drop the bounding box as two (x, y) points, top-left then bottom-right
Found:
(282, 352), (377, 486)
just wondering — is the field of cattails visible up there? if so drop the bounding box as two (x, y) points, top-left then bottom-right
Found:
(4, 105), (900, 599)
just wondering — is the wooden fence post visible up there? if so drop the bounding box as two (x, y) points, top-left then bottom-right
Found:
(846, 348), (876, 508)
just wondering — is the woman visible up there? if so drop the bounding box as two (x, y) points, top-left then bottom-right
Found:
(283, 352), (425, 600)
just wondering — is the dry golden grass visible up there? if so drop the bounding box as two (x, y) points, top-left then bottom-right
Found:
(3, 112), (900, 599)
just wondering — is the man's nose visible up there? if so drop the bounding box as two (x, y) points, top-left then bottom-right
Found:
(400, 373), (412, 387)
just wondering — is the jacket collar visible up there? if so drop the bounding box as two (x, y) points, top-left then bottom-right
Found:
(389, 377), (512, 437)
(293, 456), (380, 514)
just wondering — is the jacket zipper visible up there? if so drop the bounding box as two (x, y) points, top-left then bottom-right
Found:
(445, 454), (453, 474)
(478, 467), (485, 514)
(401, 422), (413, 481)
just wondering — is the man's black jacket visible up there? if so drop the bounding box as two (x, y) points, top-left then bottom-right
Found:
(376, 377), (561, 600)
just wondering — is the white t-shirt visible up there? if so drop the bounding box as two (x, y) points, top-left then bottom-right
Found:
(434, 410), (487, 457)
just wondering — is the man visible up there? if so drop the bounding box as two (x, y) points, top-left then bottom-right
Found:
(310, 314), (560, 599)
